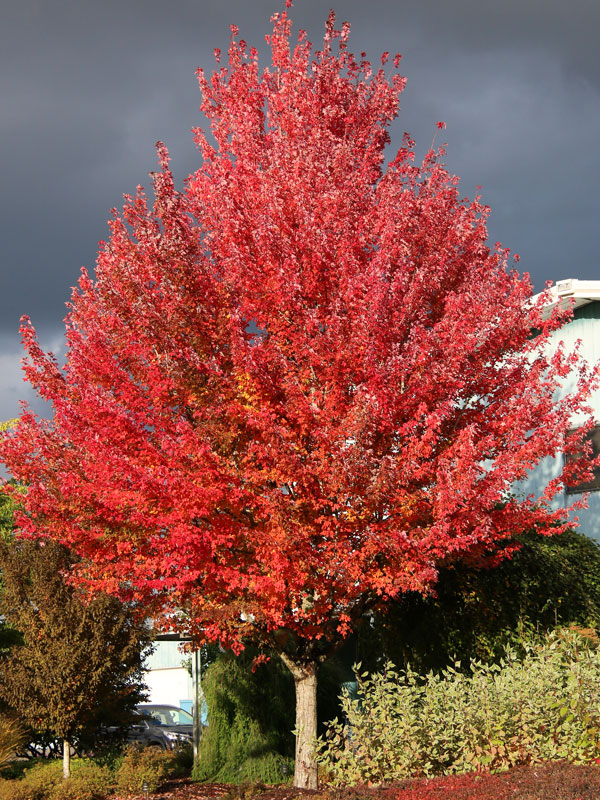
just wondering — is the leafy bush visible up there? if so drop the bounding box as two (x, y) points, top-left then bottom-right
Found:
(316, 628), (600, 785)
(113, 745), (182, 795)
(48, 761), (113, 800)
(0, 760), (62, 800)
(0, 747), (184, 800)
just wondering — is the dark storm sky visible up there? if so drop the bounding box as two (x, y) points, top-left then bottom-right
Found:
(1, 0), (599, 420)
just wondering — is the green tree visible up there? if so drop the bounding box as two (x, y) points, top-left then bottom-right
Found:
(360, 529), (600, 674)
(0, 537), (152, 779)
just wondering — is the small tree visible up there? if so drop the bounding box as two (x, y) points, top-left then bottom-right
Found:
(1, 6), (598, 787)
(0, 537), (152, 779)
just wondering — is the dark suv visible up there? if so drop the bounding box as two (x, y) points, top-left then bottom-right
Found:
(129, 704), (194, 750)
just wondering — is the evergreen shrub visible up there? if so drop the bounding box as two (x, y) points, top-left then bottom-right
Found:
(195, 651), (297, 783)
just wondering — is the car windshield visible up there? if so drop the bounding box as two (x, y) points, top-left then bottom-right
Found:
(138, 706), (193, 726)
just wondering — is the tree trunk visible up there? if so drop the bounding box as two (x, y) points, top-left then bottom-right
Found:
(62, 738), (71, 779)
(280, 654), (318, 789)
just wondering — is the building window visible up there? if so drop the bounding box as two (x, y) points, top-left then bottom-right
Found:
(565, 425), (600, 494)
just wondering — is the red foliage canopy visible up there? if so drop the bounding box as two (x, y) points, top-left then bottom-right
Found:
(1, 9), (597, 653)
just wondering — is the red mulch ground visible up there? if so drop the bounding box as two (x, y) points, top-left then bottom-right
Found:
(117, 762), (600, 800)
(118, 780), (304, 800)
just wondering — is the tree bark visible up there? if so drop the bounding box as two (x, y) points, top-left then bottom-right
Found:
(280, 654), (318, 789)
(62, 738), (71, 779)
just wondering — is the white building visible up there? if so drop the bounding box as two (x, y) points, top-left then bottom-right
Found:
(521, 278), (600, 541)
(143, 636), (194, 713)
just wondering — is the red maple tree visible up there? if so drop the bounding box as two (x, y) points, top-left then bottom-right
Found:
(1, 7), (598, 788)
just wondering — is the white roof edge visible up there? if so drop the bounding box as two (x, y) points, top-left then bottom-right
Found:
(533, 278), (600, 314)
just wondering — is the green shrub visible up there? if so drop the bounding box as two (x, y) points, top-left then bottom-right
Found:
(316, 628), (600, 785)
(0, 760), (62, 800)
(0, 749), (184, 800)
(48, 761), (113, 800)
(0, 780), (32, 800)
(195, 651), (295, 784)
(114, 745), (181, 795)
(197, 706), (293, 784)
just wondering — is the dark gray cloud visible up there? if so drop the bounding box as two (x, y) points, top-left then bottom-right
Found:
(1, 0), (599, 420)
